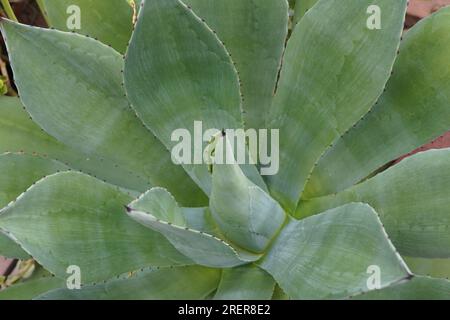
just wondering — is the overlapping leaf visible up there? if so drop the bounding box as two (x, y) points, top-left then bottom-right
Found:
(265, 0), (407, 212)
(305, 6), (450, 198)
(41, 0), (134, 53)
(214, 265), (275, 300)
(184, 0), (288, 129)
(36, 266), (220, 300)
(352, 276), (450, 300)
(299, 149), (450, 258)
(259, 203), (411, 299)
(1, 20), (206, 206)
(127, 187), (261, 267)
(0, 172), (193, 283)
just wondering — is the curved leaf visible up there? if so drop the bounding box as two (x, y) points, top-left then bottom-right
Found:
(209, 136), (285, 253)
(124, 0), (242, 195)
(0, 172), (193, 283)
(1, 20), (206, 207)
(183, 0), (289, 130)
(42, 0), (133, 53)
(0, 152), (68, 259)
(259, 203), (411, 299)
(265, 0), (407, 212)
(293, 0), (319, 25)
(36, 266), (220, 300)
(214, 265), (275, 300)
(305, 6), (450, 198)
(0, 96), (137, 197)
(352, 276), (450, 300)
(299, 149), (450, 258)
(127, 188), (260, 268)
(0, 153), (68, 207)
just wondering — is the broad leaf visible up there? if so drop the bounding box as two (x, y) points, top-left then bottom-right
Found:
(299, 149), (450, 258)
(184, 0), (289, 130)
(293, 0), (319, 25)
(0, 96), (138, 197)
(353, 276), (450, 300)
(127, 188), (260, 268)
(0, 232), (29, 260)
(403, 257), (450, 279)
(1, 20), (206, 207)
(305, 6), (450, 198)
(209, 136), (285, 253)
(124, 0), (243, 195)
(0, 152), (68, 259)
(36, 266), (220, 300)
(259, 203), (411, 299)
(265, 0), (408, 212)
(42, 0), (133, 53)
(0, 275), (64, 300)
(214, 265), (275, 300)
(0, 172), (193, 283)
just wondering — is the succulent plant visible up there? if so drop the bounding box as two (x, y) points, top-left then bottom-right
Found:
(0, 0), (450, 300)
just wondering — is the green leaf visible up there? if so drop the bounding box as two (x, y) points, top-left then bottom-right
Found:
(0, 152), (68, 259)
(209, 136), (285, 253)
(293, 0), (319, 25)
(36, 266), (220, 300)
(124, 0), (242, 195)
(41, 0), (134, 53)
(403, 257), (450, 279)
(299, 149), (450, 258)
(0, 153), (68, 207)
(272, 285), (290, 300)
(0, 232), (29, 259)
(0, 172), (193, 283)
(259, 203), (411, 299)
(214, 265), (275, 300)
(0, 275), (64, 300)
(305, 6), (450, 199)
(1, 20), (206, 207)
(183, 0), (288, 130)
(352, 276), (450, 300)
(265, 0), (407, 212)
(127, 188), (260, 268)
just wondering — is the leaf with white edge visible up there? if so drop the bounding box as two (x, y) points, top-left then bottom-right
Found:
(42, 0), (134, 53)
(214, 265), (275, 300)
(305, 6), (450, 199)
(36, 266), (220, 300)
(352, 276), (450, 300)
(0, 96), (138, 197)
(265, 0), (407, 212)
(259, 203), (411, 300)
(124, 0), (248, 195)
(0, 275), (64, 300)
(0, 172), (193, 283)
(0, 153), (68, 259)
(127, 187), (260, 268)
(0, 153), (68, 207)
(403, 257), (450, 279)
(1, 20), (206, 207)
(299, 149), (450, 258)
(183, 0), (288, 130)
(209, 136), (285, 253)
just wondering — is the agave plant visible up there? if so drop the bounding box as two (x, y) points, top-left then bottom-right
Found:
(0, 0), (449, 300)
